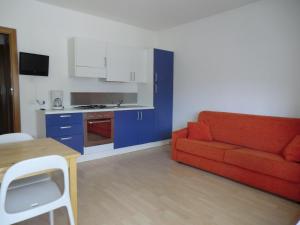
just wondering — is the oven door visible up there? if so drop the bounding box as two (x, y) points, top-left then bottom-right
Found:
(85, 118), (113, 147)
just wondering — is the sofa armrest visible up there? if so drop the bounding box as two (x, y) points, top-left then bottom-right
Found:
(171, 128), (188, 160)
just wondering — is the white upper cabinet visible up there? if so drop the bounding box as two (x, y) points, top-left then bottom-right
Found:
(70, 37), (107, 78)
(69, 38), (148, 83)
(106, 43), (131, 82)
(106, 43), (148, 83)
(130, 47), (147, 83)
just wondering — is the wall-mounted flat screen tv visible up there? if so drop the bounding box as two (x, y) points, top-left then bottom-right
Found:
(19, 52), (49, 76)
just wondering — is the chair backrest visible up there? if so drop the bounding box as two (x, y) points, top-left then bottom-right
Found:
(0, 155), (70, 224)
(0, 133), (33, 144)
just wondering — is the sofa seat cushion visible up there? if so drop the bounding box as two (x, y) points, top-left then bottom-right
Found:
(176, 138), (240, 162)
(224, 148), (300, 183)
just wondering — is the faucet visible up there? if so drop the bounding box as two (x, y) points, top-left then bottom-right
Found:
(116, 99), (123, 108)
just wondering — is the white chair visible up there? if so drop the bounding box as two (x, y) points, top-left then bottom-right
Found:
(0, 155), (75, 225)
(0, 133), (34, 144)
(0, 133), (50, 189)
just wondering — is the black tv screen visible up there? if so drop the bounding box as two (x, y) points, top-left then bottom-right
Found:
(19, 52), (49, 76)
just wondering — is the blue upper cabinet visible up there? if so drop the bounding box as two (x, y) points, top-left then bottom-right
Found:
(46, 113), (84, 154)
(114, 109), (155, 149)
(153, 49), (174, 141)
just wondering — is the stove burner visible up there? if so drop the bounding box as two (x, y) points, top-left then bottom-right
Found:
(74, 105), (107, 109)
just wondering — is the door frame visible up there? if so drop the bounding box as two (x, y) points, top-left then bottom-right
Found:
(0, 26), (21, 132)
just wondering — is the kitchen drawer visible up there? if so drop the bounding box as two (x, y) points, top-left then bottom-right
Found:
(46, 124), (83, 137)
(46, 113), (83, 126)
(52, 134), (84, 154)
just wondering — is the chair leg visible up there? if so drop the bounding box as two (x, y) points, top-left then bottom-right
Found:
(49, 210), (54, 225)
(66, 204), (75, 225)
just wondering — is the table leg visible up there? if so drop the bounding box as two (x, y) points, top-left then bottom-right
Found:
(69, 158), (78, 225)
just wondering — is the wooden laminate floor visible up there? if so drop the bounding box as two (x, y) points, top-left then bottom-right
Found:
(18, 145), (300, 225)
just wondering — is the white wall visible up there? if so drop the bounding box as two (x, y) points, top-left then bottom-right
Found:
(1, 0), (299, 135)
(0, 0), (157, 136)
(158, 0), (300, 130)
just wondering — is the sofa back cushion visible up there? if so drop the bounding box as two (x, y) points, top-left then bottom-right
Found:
(198, 111), (300, 154)
(188, 122), (213, 141)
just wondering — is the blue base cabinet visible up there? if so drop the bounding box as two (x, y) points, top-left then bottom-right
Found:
(46, 113), (84, 154)
(114, 109), (155, 149)
(153, 49), (174, 141)
(138, 110), (155, 144)
(114, 110), (139, 149)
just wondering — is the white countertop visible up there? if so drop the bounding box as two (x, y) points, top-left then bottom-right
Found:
(43, 105), (155, 114)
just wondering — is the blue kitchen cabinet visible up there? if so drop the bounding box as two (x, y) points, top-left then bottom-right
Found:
(46, 113), (84, 154)
(114, 109), (155, 149)
(153, 49), (174, 141)
(114, 49), (174, 149)
(114, 110), (140, 149)
(138, 109), (155, 144)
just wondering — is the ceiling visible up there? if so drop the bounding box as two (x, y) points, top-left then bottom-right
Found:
(37, 0), (260, 30)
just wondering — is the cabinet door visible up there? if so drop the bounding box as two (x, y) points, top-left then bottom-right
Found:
(114, 110), (140, 149)
(130, 47), (147, 83)
(106, 44), (131, 82)
(74, 38), (107, 78)
(75, 38), (106, 68)
(138, 110), (155, 144)
(154, 49), (174, 141)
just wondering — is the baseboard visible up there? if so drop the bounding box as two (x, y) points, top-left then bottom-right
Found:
(77, 140), (170, 163)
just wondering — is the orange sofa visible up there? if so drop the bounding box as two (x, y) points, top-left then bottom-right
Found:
(172, 111), (300, 201)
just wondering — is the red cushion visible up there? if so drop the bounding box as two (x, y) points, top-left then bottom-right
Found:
(198, 111), (300, 154)
(224, 148), (300, 183)
(283, 135), (300, 162)
(188, 122), (212, 141)
(176, 138), (239, 162)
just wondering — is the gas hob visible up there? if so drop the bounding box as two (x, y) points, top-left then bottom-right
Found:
(73, 105), (107, 110)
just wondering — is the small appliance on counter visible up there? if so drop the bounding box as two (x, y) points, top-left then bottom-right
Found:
(50, 90), (64, 110)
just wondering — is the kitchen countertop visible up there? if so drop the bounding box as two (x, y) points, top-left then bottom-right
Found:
(43, 105), (155, 114)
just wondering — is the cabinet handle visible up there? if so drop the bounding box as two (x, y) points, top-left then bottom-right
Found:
(137, 111), (140, 120)
(130, 72), (133, 81)
(134, 72), (136, 81)
(88, 120), (111, 124)
(61, 137), (72, 141)
(155, 84), (158, 94)
(104, 57), (107, 67)
(155, 73), (158, 82)
(60, 115), (71, 118)
(60, 126), (72, 129)
(140, 111), (143, 120)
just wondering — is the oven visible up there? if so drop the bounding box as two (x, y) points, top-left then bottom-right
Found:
(83, 112), (114, 147)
